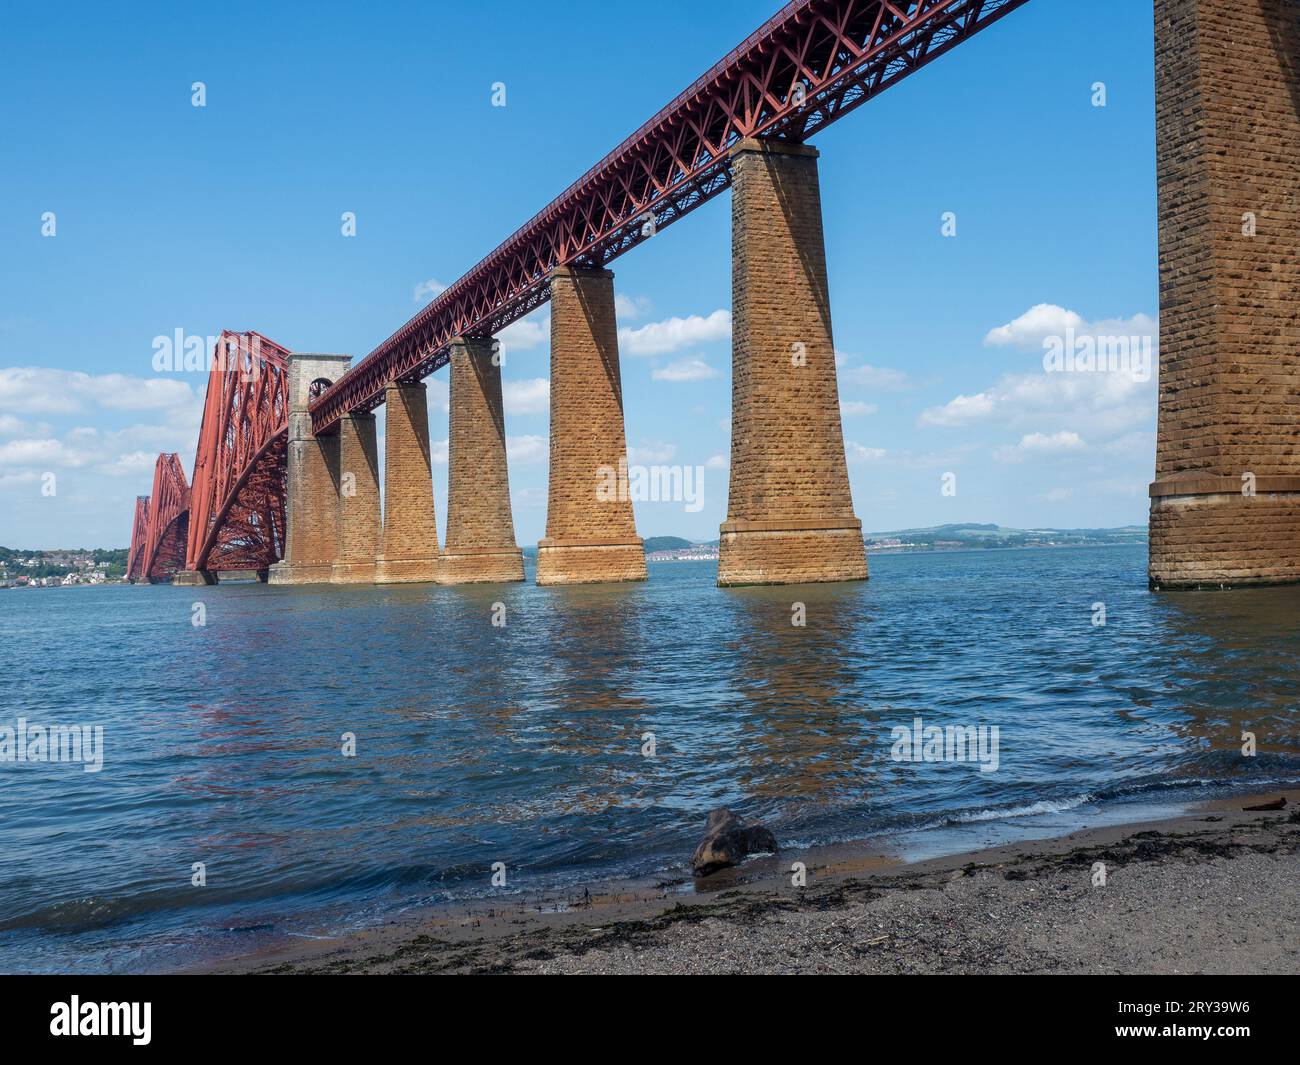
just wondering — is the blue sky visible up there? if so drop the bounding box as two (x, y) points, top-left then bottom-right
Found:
(0, 0), (1158, 549)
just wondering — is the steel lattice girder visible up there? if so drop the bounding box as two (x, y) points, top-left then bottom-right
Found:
(185, 331), (292, 573)
(309, 0), (1032, 434)
(126, 495), (150, 581)
(142, 454), (191, 580)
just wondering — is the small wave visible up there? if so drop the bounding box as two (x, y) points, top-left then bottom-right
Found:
(1092, 772), (1300, 803)
(923, 773), (1300, 831)
(0, 893), (181, 934)
(943, 793), (1097, 825)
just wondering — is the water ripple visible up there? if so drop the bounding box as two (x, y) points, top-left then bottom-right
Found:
(1, 545), (1297, 971)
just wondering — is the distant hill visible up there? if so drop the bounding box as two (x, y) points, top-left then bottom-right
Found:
(643, 536), (694, 552)
(523, 526), (1144, 555)
(866, 524), (1147, 549)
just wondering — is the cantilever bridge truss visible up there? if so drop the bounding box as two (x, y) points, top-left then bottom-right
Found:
(185, 331), (292, 575)
(127, 332), (291, 581)
(127, 0), (1031, 579)
(126, 453), (190, 583)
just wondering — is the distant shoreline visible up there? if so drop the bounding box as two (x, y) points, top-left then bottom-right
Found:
(642, 540), (1146, 561)
(0, 540), (1146, 585)
(866, 540), (1144, 555)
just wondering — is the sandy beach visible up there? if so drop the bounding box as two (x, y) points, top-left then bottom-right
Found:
(205, 790), (1300, 975)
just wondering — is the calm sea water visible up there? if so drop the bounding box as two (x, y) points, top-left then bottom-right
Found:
(2, 544), (1298, 973)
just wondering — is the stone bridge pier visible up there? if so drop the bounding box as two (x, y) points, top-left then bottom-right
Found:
(441, 336), (526, 583)
(269, 352), (353, 586)
(331, 410), (381, 583)
(536, 266), (647, 585)
(718, 139), (867, 587)
(1148, 0), (1300, 588)
(375, 381), (443, 584)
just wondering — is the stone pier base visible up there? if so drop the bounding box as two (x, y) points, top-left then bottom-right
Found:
(172, 569), (214, 586)
(718, 522), (868, 587)
(216, 569), (268, 583)
(535, 539), (646, 586)
(441, 547), (526, 584)
(1149, 479), (1300, 588)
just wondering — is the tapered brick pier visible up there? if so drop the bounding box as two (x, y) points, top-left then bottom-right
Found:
(717, 139), (867, 586)
(1148, 0), (1300, 588)
(269, 353), (352, 585)
(331, 411), (381, 583)
(441, 337), (526, 584)
(536, 266), (646, 585)
(374, 381), (443, 584)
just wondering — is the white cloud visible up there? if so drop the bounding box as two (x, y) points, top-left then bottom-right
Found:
(628, 442), (677, 464)
(917, 391), (996, 427)
(872, 445), (978, 470)
(0, 436), (74, 465)
(414, 278), (449, 303)
(512, 486), (547, 509)
(1100, 431), (1156, 455)
(427, 378), (449, 414)
(99, 451), (158, 477)
(840, 400), (878, 417)
(0, 367), (197, 415)
(984, 303), (1157, 355)
(0, 414), (47, 437)
(652, 357), (718, 382)
(846, 442), (886, 463)
(0, 438), (88, 467)
(502, 377), (549, 415)
(619, 310), (730, 356)
(615, 294), (653, 320)
(430, 438), (449, 464)
(0, 370), (82, 415)
(507, 435), (547, 463)
(918, 368), (1154, 437)
(498, 312), (550, 353)
(705, 453), (728, 469)
(842, 362), (911, 391)
(993, 430), (1088, 463)
(984, 304), (1085, 348)
(85, 374), (194, 412)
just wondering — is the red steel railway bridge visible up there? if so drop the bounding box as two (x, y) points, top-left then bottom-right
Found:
(127, 0), (1300, 590)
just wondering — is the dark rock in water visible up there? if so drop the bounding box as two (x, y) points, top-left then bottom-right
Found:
(691, 808), (778, 876)
(1242, 796), (1287, 812)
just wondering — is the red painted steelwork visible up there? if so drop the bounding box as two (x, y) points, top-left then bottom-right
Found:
(126, 495), (150, 583)
(185, 331), (292, 573)
(129, 0), (1033, 559)
(309, 0), (1032, 433)
(141, 454), (190, 582)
